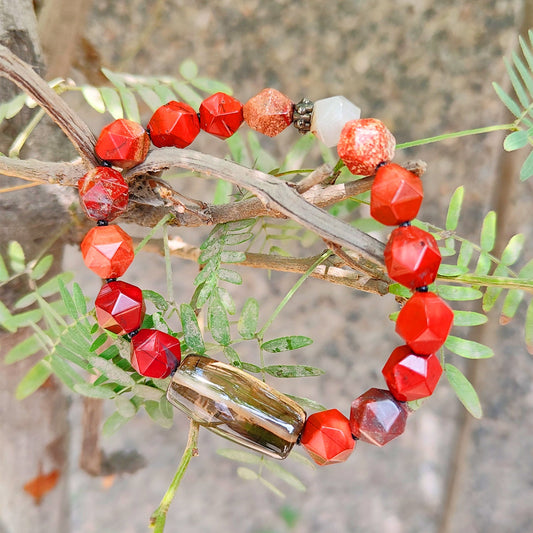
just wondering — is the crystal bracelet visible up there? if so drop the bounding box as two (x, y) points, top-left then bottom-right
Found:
(78, 88), (453, 465)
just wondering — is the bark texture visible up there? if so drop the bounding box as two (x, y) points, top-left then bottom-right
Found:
(0, 2), (70, 532)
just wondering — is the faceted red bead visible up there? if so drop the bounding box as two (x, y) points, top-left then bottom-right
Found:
(396, 291), (454, 355)
(95, 119), (150, 170)
(199, 92), (243, 139)
(130, 329), (181, 378)
(95, 281), (145, 335)
(78, 166), (129, 222)
(337, 118), (396, 176)
(350, 388), (409, 446)
(300, 409), (355, 466)
(80, 225), (134, 279)
(147, 101), (200, 148)
(382, 345), (443, 402)
(384, 225), (441, 290)
(370, 163), (424, 225)
(243, 88), (294, 137)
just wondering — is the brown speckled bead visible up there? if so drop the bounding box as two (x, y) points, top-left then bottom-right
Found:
(337, 118), (396, 176)
(243, 88), (294, 137)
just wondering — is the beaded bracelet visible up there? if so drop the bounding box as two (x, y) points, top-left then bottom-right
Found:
(78, 88), (453, 466)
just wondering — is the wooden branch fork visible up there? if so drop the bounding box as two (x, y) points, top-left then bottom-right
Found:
(0, 44), (395, 294)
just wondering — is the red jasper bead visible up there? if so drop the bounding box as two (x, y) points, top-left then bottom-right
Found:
(396, 291), (454, 355)
(199, 92), (243, 139)
(95, 281), (145, 335)
(130, 329), (181, 378)
(78, 167), (129, 222)
(370, 163), (424, 225)
(95, 119), (150, 170)
(147, 101), (200, 148)
(80, 225), (134, 279)
(243, 88), (294, 137)
(382, 345), (443, 402)
(300, 409), (355, 466)
(350, 388), (409, 446)
(337, 118), (396, 176)
(384, 225), (441, 290)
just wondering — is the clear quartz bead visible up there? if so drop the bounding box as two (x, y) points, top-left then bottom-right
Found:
(166, 355), (306, 459)
(310, 96), (361, 147)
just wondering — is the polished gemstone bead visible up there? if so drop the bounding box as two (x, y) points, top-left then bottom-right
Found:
(370, 163), (424, 225)
(199, 92), (243, 139)
(95, 119), (150, 170)
(337, 118), (396, 176)
(382, 345), (443, 402)
(80, 225), (134, 279)
(78, 166), (129, 222)
(349, 387), (409, 446)
(384, 225), (441, 289)
(310, 96), (361, 147)
(147, 101), (200, 148)
(167, 355), (306, 459)
(130, 329), (181, 378)
(300, 409), (355, 466)
(95, 281), (145, 335)
(396, 291), (454, 355)
(243, 88), (294, 137)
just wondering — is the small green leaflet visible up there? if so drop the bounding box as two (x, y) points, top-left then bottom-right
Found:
(500, 233), (525, 266)
(207, 293), (231, 346)
(480, 211), (496, 252)
(180, 303), (205, 354)
(445, 363), (482, 419)
(500, 289), (524, 324)
(179, 59), (198, 80)
(261, 336), (313, 353)
(99, 87), (123, 119)
(30, 254), (54, 280)
(263, 365), (324, 378)
(503, 129), (529, 151)
(238, 298), (259, 339)
(16, 360), (52, 400)
(81, 85), (106, 113)
(7, 240), (25, 273)
(5, 334), (41, 363)
(453, 310), (488, 327)
(525, 299), (533, 354)
(445, 186), (464, 231)
(444, 335), (494, 359)
(217, 448), (263, 465)
(520, 150), (533, 181)
(437, 285), (482, 301)
(262, 459), (306, 492)
(102, 411), (129, 436)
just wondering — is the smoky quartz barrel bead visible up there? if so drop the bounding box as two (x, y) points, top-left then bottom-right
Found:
(166, 355), (306, 459)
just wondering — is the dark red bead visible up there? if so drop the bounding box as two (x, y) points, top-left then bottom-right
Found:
(147, 101), (200, 148)
(370, 163), (424, 225)
(396, 291), (453, 355)
(80, 225), (134, 279)
(130, 329), (181, 378)
(95, 281), (145, 335)
(337, 118), (396, 176)
(199, 92), (243, 139)
(350, 388), (409, 446)
(95, 119), (150, 170)
(382, 345), (443, 402)
(300, 409), (355, 466)
(384, 225), (441, 290)
(78, 166), (129, 222)
(243, 88), (293, 137)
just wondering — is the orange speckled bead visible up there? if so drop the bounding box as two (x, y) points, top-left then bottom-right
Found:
(337, 118), (396, 176)
(243, 88), (294, 137)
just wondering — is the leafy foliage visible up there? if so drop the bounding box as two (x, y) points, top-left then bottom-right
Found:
(493, 29), (533, 180)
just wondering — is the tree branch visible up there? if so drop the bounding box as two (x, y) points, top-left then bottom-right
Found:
(0, 44), (98, 166)
(140, 238), (390, 295)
